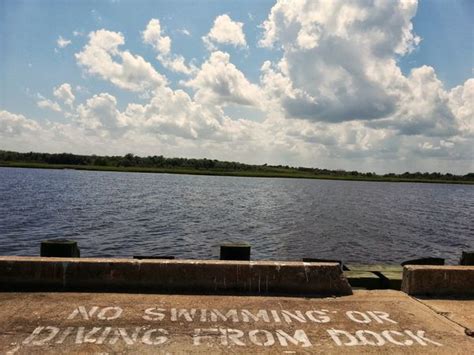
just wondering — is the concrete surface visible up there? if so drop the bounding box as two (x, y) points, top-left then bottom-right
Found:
(345, 265), (403, 290)
(0, 290), (472, 354)
(415, 297), (474, 336)
(402, 265), (474, 296)
(344, 270), (381, 289)
(0, 256), (352, 296)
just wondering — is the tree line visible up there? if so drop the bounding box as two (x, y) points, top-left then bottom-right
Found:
(0, 150), (472, 182)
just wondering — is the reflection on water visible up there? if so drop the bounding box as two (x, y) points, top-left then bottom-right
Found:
(0, 167), (472, 263)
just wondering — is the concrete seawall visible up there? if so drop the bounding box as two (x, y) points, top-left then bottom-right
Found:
(402, 265), (474, 296)
(0, 256), (352, 296)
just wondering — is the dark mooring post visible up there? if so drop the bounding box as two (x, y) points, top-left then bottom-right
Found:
(401, 257), (444, 266)
(220, 243), (251, 261)
(460, 251), (474, 265)
(40, 239), (80, 258)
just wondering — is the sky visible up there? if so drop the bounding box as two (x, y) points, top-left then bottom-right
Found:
(0, 0), (473, 174)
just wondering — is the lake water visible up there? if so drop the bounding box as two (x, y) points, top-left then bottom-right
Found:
(0, 167), (472, 264)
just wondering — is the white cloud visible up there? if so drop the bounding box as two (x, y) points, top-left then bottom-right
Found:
(178, 28), (191, 36)
(161, 55), (195, 75)
(449, 78), (474, 137)
(142, 19), (195, 75)
(185, 51), (263, 107)
(37, 96), (61, 112)
(56, 35), (71, 48)
(258, 0), (421, 123)
(76, 29), (167, 92)
(202, 14), (247, 50)
(142, 19), (171, 55)
(260, 0), (420, 53)
(76, 93), (126, 137)
(53, 83), (75, 108)
(121, 87), (222, 140)
(2, 2), (473, 174)
(0, 110), (41, 135)
(368, 66), (459, 137)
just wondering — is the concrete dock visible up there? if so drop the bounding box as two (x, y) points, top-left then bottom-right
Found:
(0, 256), (473, 353)
(0, 291), (473, 354)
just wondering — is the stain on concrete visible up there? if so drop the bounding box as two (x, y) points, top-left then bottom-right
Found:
(0, 290), (472, 354)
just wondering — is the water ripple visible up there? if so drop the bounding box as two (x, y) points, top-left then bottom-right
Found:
(0, 167), (473, 263)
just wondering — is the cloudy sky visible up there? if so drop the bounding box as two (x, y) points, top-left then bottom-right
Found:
(0, 0), (472, 174)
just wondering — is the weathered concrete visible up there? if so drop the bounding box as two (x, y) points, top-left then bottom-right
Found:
(0, 290), (472, 354)
(402, 265), (474, 297)
(0, 256), (352, 296)
(345, 270), (381, 289)
(346, 265), (403, 290)
(415, 297), (474, 336)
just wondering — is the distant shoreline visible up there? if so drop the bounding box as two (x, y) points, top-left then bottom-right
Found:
(1, 162), (472, 185)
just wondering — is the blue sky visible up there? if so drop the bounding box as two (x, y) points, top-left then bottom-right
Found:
(398, 0), (473, 87)
(0, 0), (473, 173)
(1, 0), (276, 117)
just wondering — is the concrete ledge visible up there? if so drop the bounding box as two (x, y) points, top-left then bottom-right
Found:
(402, 265), (474, 297)
(0, 256), (352, 296)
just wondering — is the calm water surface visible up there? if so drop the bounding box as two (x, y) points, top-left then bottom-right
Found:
(0, 167), (472, 263)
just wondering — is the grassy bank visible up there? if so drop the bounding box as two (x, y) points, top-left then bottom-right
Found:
(1, 161), (472, 185)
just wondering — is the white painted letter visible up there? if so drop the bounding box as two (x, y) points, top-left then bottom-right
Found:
(356, 330), (385, 346)
(249, 330), (275, 346)
(382, 330), (413, 346)
(306, 310), (330, 323)
(109, 327), (141, 345)
(96, 327), (112, 344)
(368, 311), (397, 324)
(327, 329), (359, 346)
(67, 306), (98, 320)
(75, 327), (104, 344)
(404, 330), (442, 346)
(346, 311), (371, 323)
(270, 310), (281, 323)
(171, 308), (197, 322)
(23, 326), (60, 345)
(97, 306), (122, 320)
(142, 329), (168, 345)
(193, 328), (219, 345)
(241, 310), (270, 323)
(219, 328), (245, 346)
(276, 329), (312, 347)
(55, 327), (74, 344)
(143, 308), (166, 321)
(210, 309), (239, 323)
(281, 310), (307, 323)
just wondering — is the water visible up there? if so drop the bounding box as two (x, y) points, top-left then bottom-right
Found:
(0, 167), (472, 264)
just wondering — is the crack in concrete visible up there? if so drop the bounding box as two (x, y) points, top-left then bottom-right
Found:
(408, 296), (474, 338)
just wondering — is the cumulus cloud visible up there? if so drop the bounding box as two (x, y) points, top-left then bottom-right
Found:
(56, 35), (71, 48)
(202, 14), (247, 50)
(368, 66), (458, 137)
(2, 1), (473, 174)
(121, 88), (221, 140)
(142, 19), (171, 55)
(76, 93), (126, 136)
(37, 96), (61, 112)
(142, 19), (195, 75)
(76, 29), (167, 92)
(0, 110), (41, 135)
(258, 0), (422, 123)
(449, 78), (474, 137)
(53, 83), (75, 108)
(185, 51), (262, 107)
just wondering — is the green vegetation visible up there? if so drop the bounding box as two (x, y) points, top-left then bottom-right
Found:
(0, 150), (472, 184)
